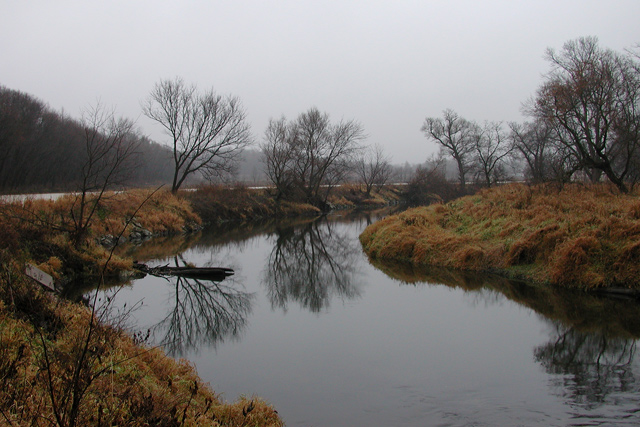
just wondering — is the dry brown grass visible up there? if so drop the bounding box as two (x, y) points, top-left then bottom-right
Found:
(186, 185), (321, 224)
(360, 183), (640, 289)
(13, 188), (200, 237)
(0, 253), (283, 427)
(0, 189), (201, 280)
(91, 189), (201, 236)
(0, 188), (288, 426)
(327, 184), (396, 206)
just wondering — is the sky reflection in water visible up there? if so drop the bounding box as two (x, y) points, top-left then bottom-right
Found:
(100, 211), (640, 426)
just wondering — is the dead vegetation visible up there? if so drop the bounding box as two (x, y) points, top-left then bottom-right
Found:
(360, 183), (640, 289)
(0, 189), (283, 426)
(185, 184), (320, 224)
(0, 189), (201, 280)
(185, 183), (402, 225)
(0, 254), (283, 426)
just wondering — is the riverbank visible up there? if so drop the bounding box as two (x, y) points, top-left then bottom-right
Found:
(360, 183), (640, 290)
(0, 188), (285, 426)
(0, 257), (283, 426)
(184, 184), (403, 225)
(0, 183), (400, 425)
(0, 189), (203, 282)
(0, 184), (401, 285)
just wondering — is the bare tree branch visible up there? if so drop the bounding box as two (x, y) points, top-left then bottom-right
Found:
(142, 77), (252, 192)
(261, 108), (365, 208)
(422, 109), (475, 192)
(530, 37), (640, 192)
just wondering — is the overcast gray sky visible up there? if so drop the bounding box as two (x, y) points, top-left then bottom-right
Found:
(2, 1), (640, 164)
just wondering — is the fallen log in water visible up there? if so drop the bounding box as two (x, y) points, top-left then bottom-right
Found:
(133, 261), (234, 280)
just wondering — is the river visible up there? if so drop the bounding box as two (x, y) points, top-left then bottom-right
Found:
(93, 209), (640, 426)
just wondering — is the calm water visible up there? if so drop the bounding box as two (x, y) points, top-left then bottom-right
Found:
(96, 210), (640, 426)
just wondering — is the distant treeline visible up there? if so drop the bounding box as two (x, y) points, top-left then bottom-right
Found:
(0, 86), (175, 193)
(0, 84), (413, 195)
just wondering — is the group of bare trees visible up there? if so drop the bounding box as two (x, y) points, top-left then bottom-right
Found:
(421, 109), (517, 197)
(142, 82), (392, 204)
(261, 108), (366, 207)
(354, 144), (393, 197)
(529, 36), (640, 193)
(422, 110), (513, 192)
(7, 35), (637, 202)
(141, 37), (640, 198)
(1, 81), (385, 204)
(423, 37), (640, 193)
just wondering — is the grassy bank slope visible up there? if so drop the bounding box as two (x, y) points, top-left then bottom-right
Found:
(0, 189), (283, 426)
(360, 184), (640, 290)
(0, 256), (283, 426)
(185, 184), (402, 224)
(1, 189), (202, 281)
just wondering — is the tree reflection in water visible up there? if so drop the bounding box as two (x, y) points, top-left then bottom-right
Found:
(152, 257), (253, 357)
(535, 320), (639, 410)
(365, 257), (640, 413)
(263, 218), (361, 312)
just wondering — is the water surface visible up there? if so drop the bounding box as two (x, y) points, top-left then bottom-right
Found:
(98, 210), (640, 426)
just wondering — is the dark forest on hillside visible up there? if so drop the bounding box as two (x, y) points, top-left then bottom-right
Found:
(0, 86), (176, 193)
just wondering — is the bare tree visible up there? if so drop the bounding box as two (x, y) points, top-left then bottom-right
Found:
(261, 108), (365, 208)
(530, 37), (640, 193)
(70, 103), (139, 246)
(261, 116), (299, 200)
(472, 121), (513, 187)
(294, 108), (365, 205)
(355, 144), (393, 196)
(422, 109), (475, 192)
(142, 77), (252, 193)
(509, 120), (554, 184)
